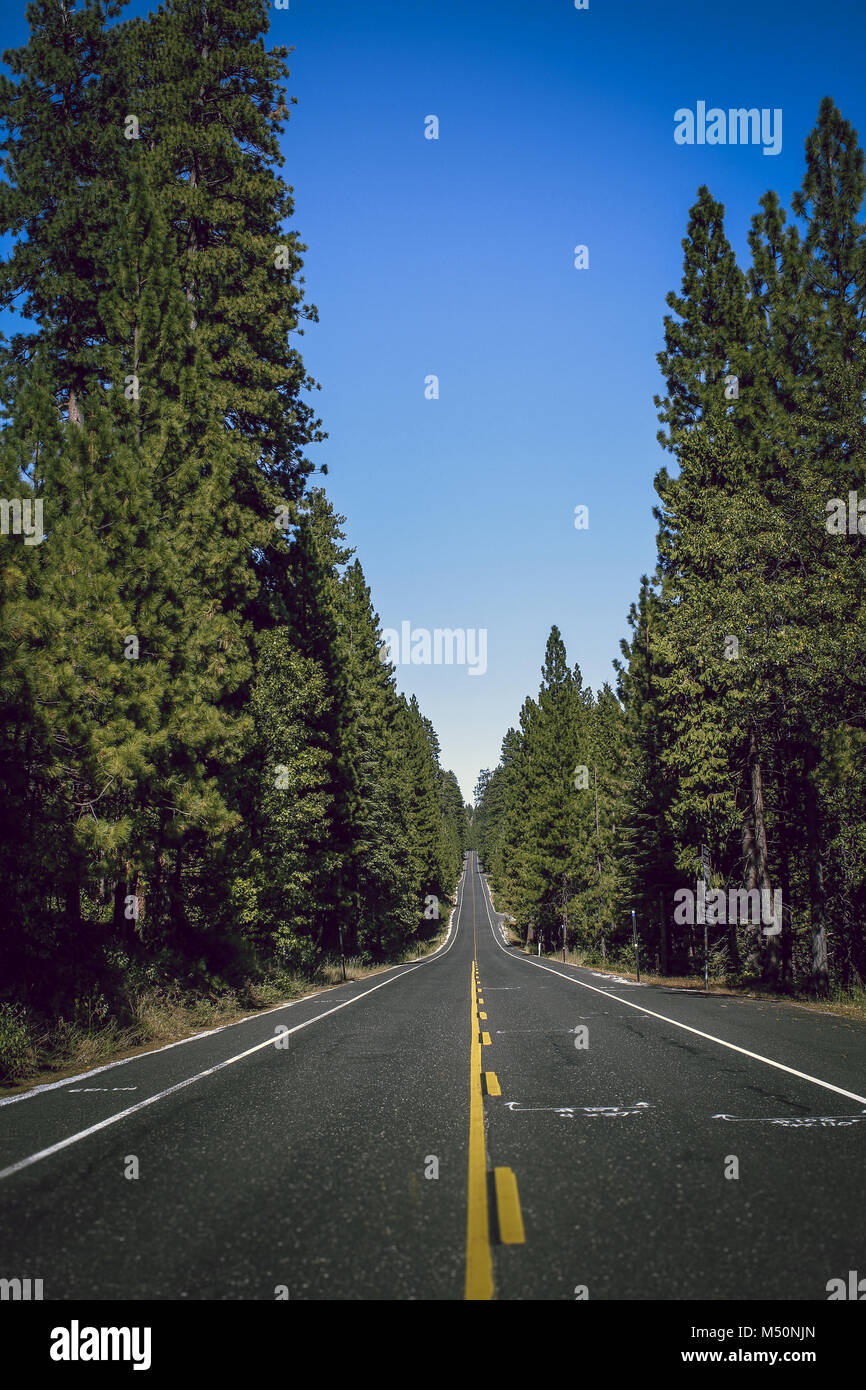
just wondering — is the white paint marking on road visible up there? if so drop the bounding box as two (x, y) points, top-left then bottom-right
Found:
(0, 1026), (228, 1107)
(67, 1088), (138, 1093)
(0, 897), (463, 1183)
(494, 1029), (575, 1034)
(504, 1101), (650, 1119)
(590, 972), (644, 986)
(477, 867), (866, 1109)
(2, 872), (466, 1110)
(713, 1111), (866, 1128)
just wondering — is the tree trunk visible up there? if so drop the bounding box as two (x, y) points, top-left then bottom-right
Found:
(65, 882), (80, 928)
(803, 742), (829, 994)
(171, 845), (187, 952)
(150, 813), (168, 946)
(742, 727), (776, 980)
(112, 866), (139, 954)
(777, 797), (793, 989)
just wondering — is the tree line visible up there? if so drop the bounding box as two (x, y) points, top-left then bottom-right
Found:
(0, 0), (468, 1037)
(473, 97), (866, 996)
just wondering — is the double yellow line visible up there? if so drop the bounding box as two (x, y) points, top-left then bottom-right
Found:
(465, 862), (525, 1300)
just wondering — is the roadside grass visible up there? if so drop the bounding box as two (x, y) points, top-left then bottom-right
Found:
(486, 887), (866, 1026)
(532, 949), (866, 1024)
(0, 977), (313, 1096)
(316, 916), (450, 984)
(0, 906), (455, 1095)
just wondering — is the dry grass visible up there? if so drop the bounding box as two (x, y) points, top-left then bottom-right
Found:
(539, 952), (730, 992)
(316, 912), (453, 983)
(778, 990), (866, 1024)
(0, 978), (316, 1095)
(534, 950), (866, 1023)
(0, 911), (457, 1096)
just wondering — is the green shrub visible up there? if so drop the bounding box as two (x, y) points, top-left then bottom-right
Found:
(0, 1001), (34, 1083)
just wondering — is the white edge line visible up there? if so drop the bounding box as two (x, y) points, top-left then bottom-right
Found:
(0, 880), (465, 1179)
(0, 1009), (295, 1108)
(475, 862), (866, 1109)
(1, 879), (464, 1110)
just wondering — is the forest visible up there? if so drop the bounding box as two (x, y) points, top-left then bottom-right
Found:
(1, 3), (864, 1096)
(0, 0), (469, 1081)
(472, 96), (866, 998)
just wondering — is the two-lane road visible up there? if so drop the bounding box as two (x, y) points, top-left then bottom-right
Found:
(1, 851), (864, 1299)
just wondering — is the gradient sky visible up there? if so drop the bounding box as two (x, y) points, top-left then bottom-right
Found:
(2, 0), (865, 800)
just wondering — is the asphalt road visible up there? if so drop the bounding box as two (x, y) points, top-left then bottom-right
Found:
(1, 850), (865, 1301)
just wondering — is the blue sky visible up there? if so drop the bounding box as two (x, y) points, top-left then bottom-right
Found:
(3, 0), (865, 800)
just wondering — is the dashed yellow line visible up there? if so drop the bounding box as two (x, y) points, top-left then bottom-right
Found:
(464, 855), (526, 1295)
(494, 1168), (526, 1245)
(465, 958), (493, 1300)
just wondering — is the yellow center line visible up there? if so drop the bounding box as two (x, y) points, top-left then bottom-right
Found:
(465, 865), (494, 1299)
(464, 853), (526, 1271)
(494, 1168), (526, 1245)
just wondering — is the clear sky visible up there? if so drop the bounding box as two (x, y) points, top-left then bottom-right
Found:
(3, 0), (865, 801)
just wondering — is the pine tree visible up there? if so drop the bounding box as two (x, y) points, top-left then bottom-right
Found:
(337, 557), (417, 956)
(654, 185), (751, 458)
(613, 576), (679, 969)
(0, 0), (130, 426)
(788, 98), (866, 990)
(243, 627), (334, 970)
(135, 0), (324, 610)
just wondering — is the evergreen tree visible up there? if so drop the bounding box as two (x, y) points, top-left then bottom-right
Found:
(654, 185), (751, 457)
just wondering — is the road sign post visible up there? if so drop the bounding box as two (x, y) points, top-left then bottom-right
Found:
(631, 909), (640, 983)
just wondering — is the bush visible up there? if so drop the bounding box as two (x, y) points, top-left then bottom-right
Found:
(0, 1001), (34, 1083)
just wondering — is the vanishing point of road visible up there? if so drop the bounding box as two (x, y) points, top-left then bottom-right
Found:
(2, 852), (864, 1300)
